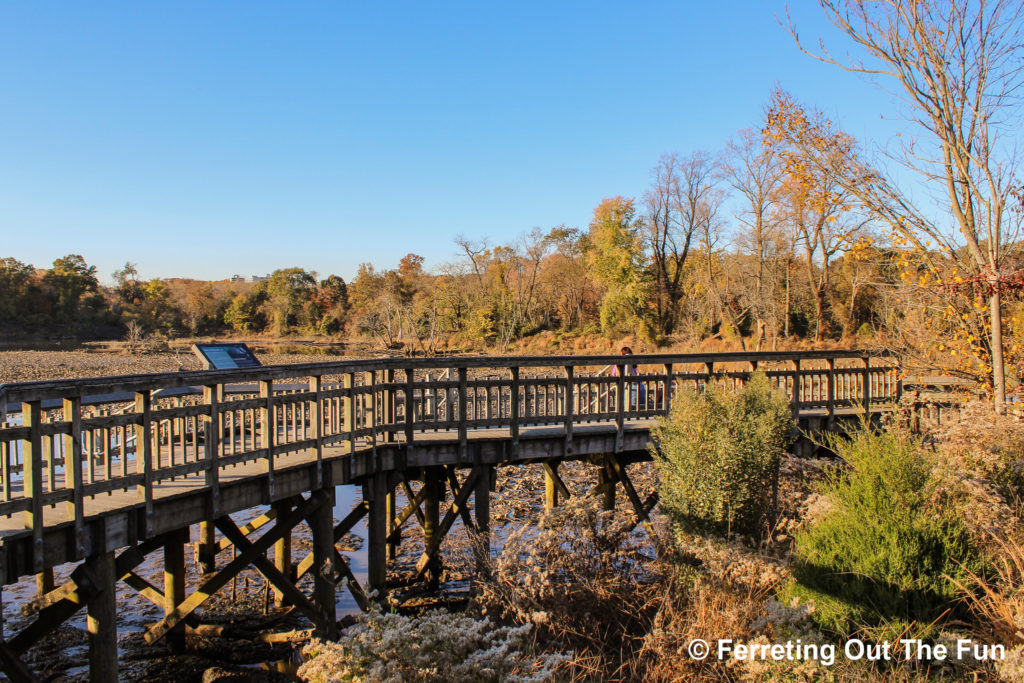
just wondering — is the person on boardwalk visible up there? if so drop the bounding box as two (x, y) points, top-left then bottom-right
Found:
(611, 346), (645, 408)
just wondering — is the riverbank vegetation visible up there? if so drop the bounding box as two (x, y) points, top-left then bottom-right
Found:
(295, 375), (1024, 682)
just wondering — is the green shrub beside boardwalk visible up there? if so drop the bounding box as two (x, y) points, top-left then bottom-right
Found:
(785, 430), (979, 638)
(651, 372), (794, 541)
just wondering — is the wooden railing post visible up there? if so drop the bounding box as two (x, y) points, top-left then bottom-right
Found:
(203, 384), (221, 517)
(826, 359), (836, 423)
(405, 369), (415, 451)
(792, 359), (801, 410)
(365, 371), (377, 454)
(259, 379), (275, 501)
(382, 369), (395, 443)
(457, 367), (468, 460)
(62, 396), (85, 560)
(862, 356), (871, 416)
(343, 373), (355, 455)
(510, 367), (520, 458)
(663, 363), (673, 414)
(309, 375), (323, 487)
(563, 365), (574, 456)
(135, 390), (154, 538)
(615, 362), (625, 453)
(23, 400), (44, 572)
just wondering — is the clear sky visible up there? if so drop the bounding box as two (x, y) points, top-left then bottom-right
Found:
(0, 1), (907, 284)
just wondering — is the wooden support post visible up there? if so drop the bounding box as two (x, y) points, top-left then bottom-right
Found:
(366, 473), (388, 598)
(385, 487), (397, 562)
(273, 500), (292, 607)
(22, 400), (44, 573)
(197, 522), (217, 575)
(598, 462), (615, 511)
(203, 384), (221, 518)
(86, 550), (118, 682)
(310, 486), (338, 639)
(63, 396), (85, 559)
(259, 380), (276, 500)
(543, 460), (560, 511)
(35, 570), (54, 599)
(474, 466), (491, 573)
(164, 529), (187, 653)
(422, 467), (442, 589)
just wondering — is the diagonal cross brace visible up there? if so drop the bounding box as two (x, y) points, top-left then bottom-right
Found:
(215, 516), (321, 624)
(11, 533), (170, 654)
(295, 501), (367, 578)
(542, 462), (572, 501)
(144, 490), (329, 644)
(604, 455), (662, 556)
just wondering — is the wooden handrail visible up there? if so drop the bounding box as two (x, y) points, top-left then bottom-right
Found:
(0, 349), (890, 404)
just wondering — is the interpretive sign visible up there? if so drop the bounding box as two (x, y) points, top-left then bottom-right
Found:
(192, 343), (262, 370)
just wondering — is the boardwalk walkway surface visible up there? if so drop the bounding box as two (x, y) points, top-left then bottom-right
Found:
(0, 350), (902, 681)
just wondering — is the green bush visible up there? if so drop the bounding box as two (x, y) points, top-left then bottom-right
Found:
(787, 429), (979, 637)
(651, 372), (794, 540)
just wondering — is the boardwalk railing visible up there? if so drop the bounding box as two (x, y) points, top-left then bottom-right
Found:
(0, 350), (898, 570)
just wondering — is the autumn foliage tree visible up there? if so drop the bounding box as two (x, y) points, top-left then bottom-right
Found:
(780, 0), (1024, 410)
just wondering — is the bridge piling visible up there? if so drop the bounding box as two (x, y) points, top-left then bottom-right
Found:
(310, 484), (338, 639)
(196, 522), (217, 575)
(422, 467), (443, 590)
(365, 472), (389, 597)
(163, 528), (187, 653)
(272, 500), (292, 608)
(86, 549), (117, 682)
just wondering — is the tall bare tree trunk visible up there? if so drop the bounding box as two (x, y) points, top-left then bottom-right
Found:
(991, 289), (1006, 413)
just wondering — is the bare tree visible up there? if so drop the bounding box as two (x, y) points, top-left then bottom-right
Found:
(643, 154), (700, 333)
(783, 0), (1024, 410)
(720, 129), (787, 340)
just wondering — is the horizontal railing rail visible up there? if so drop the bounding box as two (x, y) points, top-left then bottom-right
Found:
(0, 350), (902, 572)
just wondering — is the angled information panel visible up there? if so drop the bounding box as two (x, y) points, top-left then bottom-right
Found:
(192, 342), (262, 370)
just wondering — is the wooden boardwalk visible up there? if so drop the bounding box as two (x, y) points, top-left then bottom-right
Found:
(0, 350), (903, 681)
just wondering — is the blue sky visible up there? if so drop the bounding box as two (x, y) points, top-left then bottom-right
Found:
(0, 2), (907, 284)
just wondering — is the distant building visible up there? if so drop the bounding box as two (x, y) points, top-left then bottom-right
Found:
(230, 275), (245, 283)
(250, 275), (268, 283)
